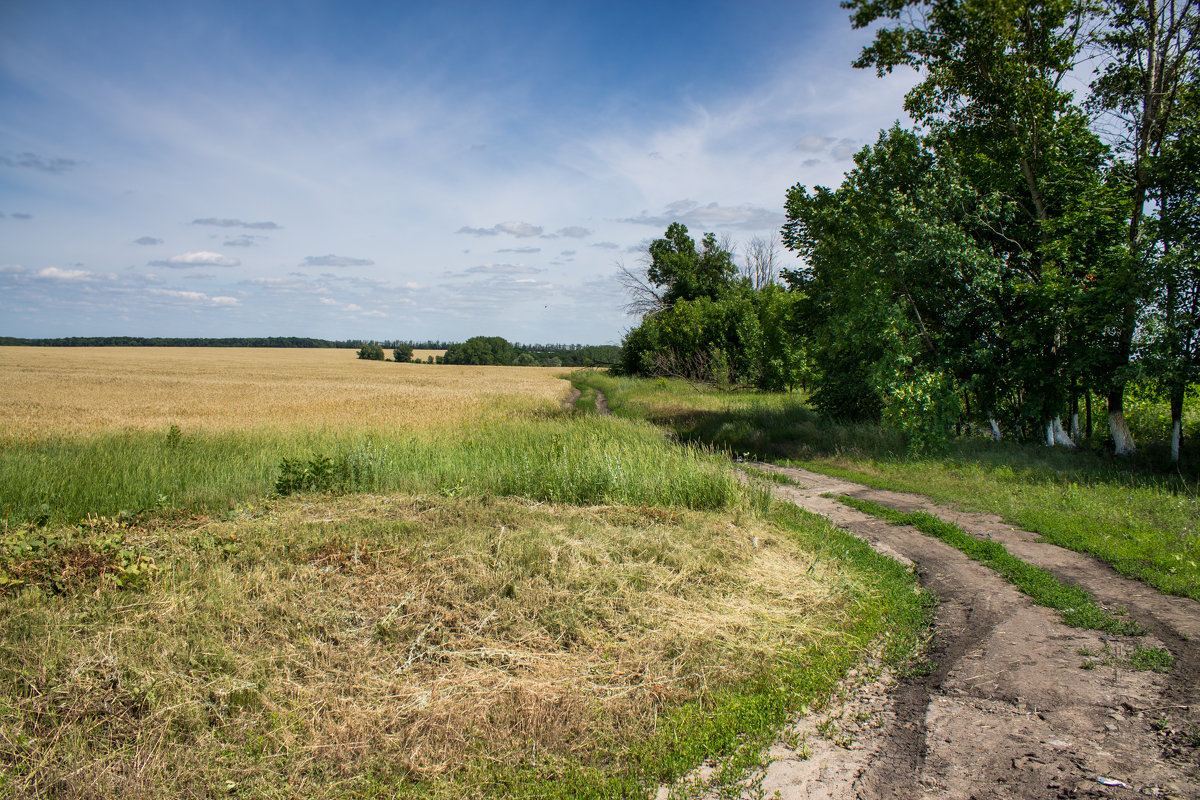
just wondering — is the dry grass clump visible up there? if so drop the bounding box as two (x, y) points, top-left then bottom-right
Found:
(0, 347), (568, 436)
(0, 494), (847, 799)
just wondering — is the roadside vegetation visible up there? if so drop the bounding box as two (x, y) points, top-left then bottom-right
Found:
(573, 371), (1200, 602)
(0, 347), (930, 799)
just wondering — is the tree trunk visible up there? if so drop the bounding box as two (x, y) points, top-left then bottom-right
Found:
(1069, 388), (1080, 440)
(1170, 385), (1185, 463)
(1085, 392), (1092, 438)
(1050, 416), (1075, 448)
(989, 418), (1002, 442)
(1108, 388), (1137, 455)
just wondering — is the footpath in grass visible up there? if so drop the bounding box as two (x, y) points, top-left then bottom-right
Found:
(835, 494), (1143, 636)
(571, 372), (1200, 603)
(802, 457), (1200, 602)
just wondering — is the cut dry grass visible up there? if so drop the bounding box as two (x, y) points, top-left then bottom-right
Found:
(0, 494), (868, 799)
(0, 347), (568, 435)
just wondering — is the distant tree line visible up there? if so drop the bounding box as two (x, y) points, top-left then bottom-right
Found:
(2, 335), (618, 368)
(0, 336), (364, 348)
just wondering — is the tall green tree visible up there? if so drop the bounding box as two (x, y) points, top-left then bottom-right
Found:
(1140, 69), (1200, 460)
(646, 223), (738, 306)
(1089, 0), (1200, 453)
(845, 0), (1128, 448)
(442, 336), (517, 366)
(783, 126), (1005, 442)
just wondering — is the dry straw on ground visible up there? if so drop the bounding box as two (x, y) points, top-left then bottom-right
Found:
(0, 347), (569, 436)
(0, 494), (845, 799)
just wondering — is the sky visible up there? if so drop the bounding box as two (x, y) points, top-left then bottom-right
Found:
(0, 0), (917, 345)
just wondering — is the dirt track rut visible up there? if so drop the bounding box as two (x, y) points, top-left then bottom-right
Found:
(739, 463), (1200, 799)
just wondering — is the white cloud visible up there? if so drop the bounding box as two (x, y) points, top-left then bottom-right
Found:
(148, 288), (241, 306)
(556, 226), (592, 238)
(35, 267), (95, 281)
(153, 251), (241, 267)
(495, 221), (542, 237)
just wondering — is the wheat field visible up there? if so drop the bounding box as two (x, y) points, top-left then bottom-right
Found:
(0, 347), (569, 436)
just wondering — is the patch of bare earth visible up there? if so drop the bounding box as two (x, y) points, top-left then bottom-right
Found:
(708, 464), (1200, 799)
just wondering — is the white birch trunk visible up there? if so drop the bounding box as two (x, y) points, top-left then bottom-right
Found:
(1171, 419), (1182, 463)
(989, 418), (1002, 442)
(1046, 422), (1055, 447)
(1070, 412), (1081, 442)
(1109, 412), (1136, 456)
(1051, 416), (1075, 448)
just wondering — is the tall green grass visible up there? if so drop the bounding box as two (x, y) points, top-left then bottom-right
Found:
(1, 414), (744, 526)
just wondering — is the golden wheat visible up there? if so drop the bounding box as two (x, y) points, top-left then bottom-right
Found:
(0, 347), (571, 436)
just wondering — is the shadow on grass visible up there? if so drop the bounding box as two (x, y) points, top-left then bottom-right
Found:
(645, 401), (1200, 495)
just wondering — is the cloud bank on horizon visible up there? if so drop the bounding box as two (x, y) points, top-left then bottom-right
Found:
(0, 0), (916, 344)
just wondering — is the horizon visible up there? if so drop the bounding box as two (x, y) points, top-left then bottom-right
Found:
(1, 0), (918, 344)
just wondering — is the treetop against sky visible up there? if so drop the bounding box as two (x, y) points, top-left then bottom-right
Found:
(0, 0), (917, 343)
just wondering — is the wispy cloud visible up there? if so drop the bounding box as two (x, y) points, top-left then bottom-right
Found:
(456, 221), (543, 238)
(192, 218), (282, 230)
(0, 152), (79, 173)
(556, 226), (592, 238)
(302, 254), (375, 268)
(463, 263), (545, 275)
(134, 236), (163, 246)
(620, 199), (783, 232)
(149, 251), (240, 268)
(497, 246), (541, 254)
(223, 235), (266, 247)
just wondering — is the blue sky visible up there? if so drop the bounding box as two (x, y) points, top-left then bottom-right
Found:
(0, 0), (916, 344)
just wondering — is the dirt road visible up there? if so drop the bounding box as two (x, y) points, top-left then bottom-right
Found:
(736, 463), (1200, 799)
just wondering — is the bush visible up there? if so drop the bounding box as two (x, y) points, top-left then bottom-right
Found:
(357, 343), (385, 361)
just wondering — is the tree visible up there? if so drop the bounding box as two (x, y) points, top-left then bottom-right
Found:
(1089, 0), (1200, 453)
(392, 344), (414, 363)
(442, 336), (517, 366)
(743, 234), (781, 289)
(646, 223), (738, 305)
(843, 0), (1140, 449)
(357, 343), (385, 361)
(1139, 70), (1200, 460)
(783, 126), (1005, 439)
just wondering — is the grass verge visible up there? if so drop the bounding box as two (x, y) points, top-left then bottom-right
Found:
(835, 494), (1143, 636)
